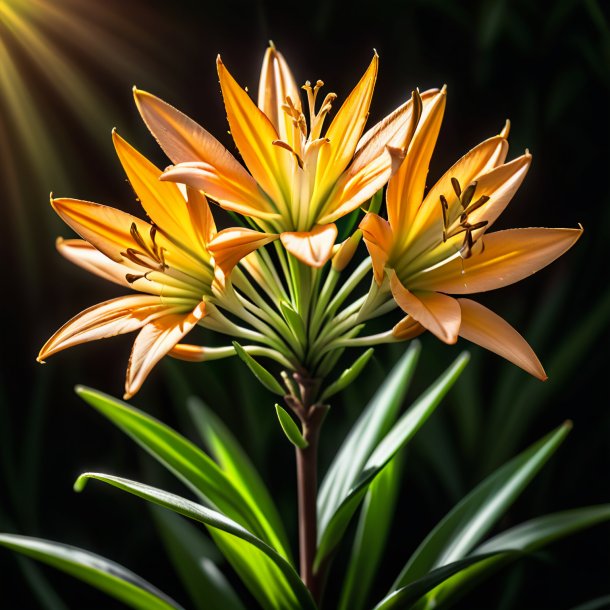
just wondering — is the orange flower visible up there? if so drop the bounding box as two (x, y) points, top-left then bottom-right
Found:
(360, 99), (582, 379)
(38, 131), (216, 398)
(134, 43), (444, 272)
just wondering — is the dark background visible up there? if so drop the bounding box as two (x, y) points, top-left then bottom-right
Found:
(1, 0), (609, 608)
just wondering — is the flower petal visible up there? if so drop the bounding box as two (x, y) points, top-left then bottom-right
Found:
(392, 316), (425, 341)
(280, 224), (338, 267)
(38, 295), (171, 362)
(217, 56), (291, 211)
(410, 227), (583, 294)
(457, 298), (546, 380)
(258, 44), (302, 149)
(390, 273), (461, 343)
(125, 301), (206, 399)
(51, 197), (151, 262)
(208, 227), (278, 276)
(56, 238), (133, 288)
(133, 88), (273, 219)
(387, 88), (446, 242)
(313, 54), (378, 200)
(360, 212), (393, 284)
(112, 130), (211, 261)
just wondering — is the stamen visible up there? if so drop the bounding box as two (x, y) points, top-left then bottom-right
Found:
(451, 177), (461, 198)
(272, 139), (304, 168)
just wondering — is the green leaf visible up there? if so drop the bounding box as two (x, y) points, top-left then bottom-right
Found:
(75, 473), (316, 610)
(279, 301), (307, 344)
(188, 398), (292, 560)
(232, 342), (285, 395)
(339, 452), (404, 610)
(418, 505), (610, 609)
(393, 422), (571, 590)
(0, 534), (182, 610)
(315, 352), (469, 568)
(75, 387), (290, 560)
(320, 348), (375, 402)
(151, 506), (245, 610)
(275, 404), (308, 448)
(318, 342), (421, 535)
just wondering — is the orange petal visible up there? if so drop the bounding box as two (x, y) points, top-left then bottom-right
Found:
(112, 131), (210, 261)
(359, 213), (393, 284)
(160, 162), (279, 221)
(280, 224), (338, 267)
(125, 301), (206, 399)
(314, 54), (378, 195)
(133, 88), (273, 219)
(411, 227), (583, 294)
(458, 298), (546, 380)
(392, 316), (425, 341)
(168, 343), (207, 362)
(56, 238), (133, 288)
(51, 197), (151, 262)
(387, 88), (446, 238)
(217, 56), (291, 210)
(38, 295), (171, 362)
(390, 273), (460, 343)
(258, 44), (302, 148)
(208, 227), (278, 276)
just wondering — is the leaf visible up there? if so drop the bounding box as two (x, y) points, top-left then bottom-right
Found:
(0, 534), (182, 610)
(339, 452), (404, 610)
(418, 505), (610, 609)
(232, 341), (285, 395)
(315, 352), (469, 568)
(151, 506), (245, 610)
(320, 348), (375, 402)
(275, 404), (308, 448)
(74, 473), (316, 610)
(392, 422), (571, 589)
(318, 342), (421, 536)
(188, 397), (292, 560)
(75, 386), (290, 559)
(279, 301), (307, 344)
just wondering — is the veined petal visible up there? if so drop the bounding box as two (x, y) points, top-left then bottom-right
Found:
(387, 88), (446, 241)
(360, 212), (393, 285)
(112, 131), (210, 260)
(185, 186), (216, 246)
(38, 295), (173, 362)
(125, 302), (206, 399)
(390, 273), (460, 343)
(280, 223), (338, 267)
(410, 227), (583, 294)
(160, 162), (280, 221)
(217, 56), (291, 210)
(314, 54), (379, 199)
(258, 44), (302, 148)
(458, 298), (546, 380)
(56, 238), (133, 288)
(208, 227), (278, 276)
(51, 197), (151, 262)
(133, 88), (274, 218)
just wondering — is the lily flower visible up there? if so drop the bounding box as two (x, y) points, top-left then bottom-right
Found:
(133, 43), (443, 272)
(38, 131), (217, 398)
(360, 99), (582, 379)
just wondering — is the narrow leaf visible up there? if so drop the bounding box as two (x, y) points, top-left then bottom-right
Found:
(320, 348), (375, 402)
(232, 342), (285, 395)
(279, 301), (307, 344)
(318, 342), (421, 536)
(151, 507), (245, 610)
(0, 534), (182, 610)
(275, 404), (308, 448)
(393, 422), (572, 589)
(315, 352), (469, 568)
(188, 398), (292, 560)
(75, 473), (316, 610)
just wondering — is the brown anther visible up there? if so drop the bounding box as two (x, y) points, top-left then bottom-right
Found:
(273, 140), (304, 168)
(460, 182), (477, 209)
(451, 177), (461, 198)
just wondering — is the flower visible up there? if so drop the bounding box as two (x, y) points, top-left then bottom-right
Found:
(360, 97), (582, 379)
(133, 43), (444, 272)
(38, 131), (216, 398)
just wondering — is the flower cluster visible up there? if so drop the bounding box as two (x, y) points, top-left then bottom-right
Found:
(38, 44), (581, 399)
